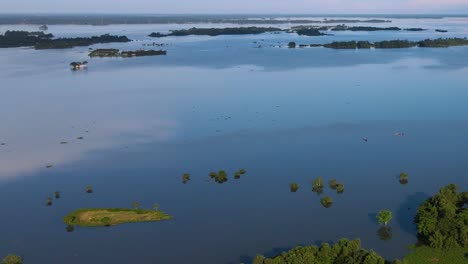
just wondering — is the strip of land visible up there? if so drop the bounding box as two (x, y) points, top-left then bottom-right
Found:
(288, 38), (468, 49)
(149, 27), (282, 37)
(0, 31), (130, 49)
(63, 208), (171, 227)
(89, 48), (167, 57)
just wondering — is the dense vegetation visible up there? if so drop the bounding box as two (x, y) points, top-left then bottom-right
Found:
(294, 28), (326, 36)
(332, 26), (401, 31)
(89, 49), (166, 57)
(149, 27), (282, 37)
(0, 30), (130, 49)
(414, 184), (467, 249)
(1, 255), (23, 264)
(299, 38), (468, 50)
(252, 239), (386, 264)
(209, 170), (228, 183)
(63, 208), (171, 227)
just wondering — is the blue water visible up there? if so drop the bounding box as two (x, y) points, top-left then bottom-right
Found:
(0, 16), (467, 264)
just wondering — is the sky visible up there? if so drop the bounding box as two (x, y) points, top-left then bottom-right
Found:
(1, 0), (468, 14)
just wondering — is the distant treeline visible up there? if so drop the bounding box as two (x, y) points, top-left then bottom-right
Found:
(289, 38), (468, 49)
(149, 27), (283, 37)
(0, 14), (391, 25)
(0, 30), (130, 49)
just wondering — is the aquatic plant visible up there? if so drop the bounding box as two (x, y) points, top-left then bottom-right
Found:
(321, 196), (333, 208)
(376, 210), (393, 226)
(290, 183), (299, 192)
(1, 254), (23, 264)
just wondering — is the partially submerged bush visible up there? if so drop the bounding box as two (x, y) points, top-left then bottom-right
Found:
(182, 173), (190, 184)
(54, 191), (60, 199)
(399, 173), (408, 184)
(321, 196), (333, 208)
(290, 183), (299, 192)
(86, 185), (93, 193)
(336, 183), (345, 194)
(329, 179), (338, 190)
(1, 254), (23, 264)
(46, 197), (52, 206)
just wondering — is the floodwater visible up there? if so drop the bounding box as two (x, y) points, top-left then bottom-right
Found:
(0, 16), (467, 264)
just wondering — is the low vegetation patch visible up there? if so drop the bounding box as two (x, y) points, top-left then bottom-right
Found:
(63, 208), (171, 227)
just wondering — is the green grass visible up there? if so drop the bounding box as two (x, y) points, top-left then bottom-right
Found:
(402, 246), (467, 264)
(64, 208), (171, 227)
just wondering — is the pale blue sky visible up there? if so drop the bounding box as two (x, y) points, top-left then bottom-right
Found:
(2, 0), (468, 14)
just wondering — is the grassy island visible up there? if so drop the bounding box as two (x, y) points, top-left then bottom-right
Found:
(63, 208), (171, 227)
(89, 48), (166, 57)
(0, 30), (130, 49)
(149, 27), (282, 37)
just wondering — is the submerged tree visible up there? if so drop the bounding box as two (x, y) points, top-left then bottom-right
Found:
(321, 196), (333, 208)
(1, 254), (23, 264)
(377, 210), (393, 226)
(399, 173), (409, 185)
(46, 197), (52, 206)
(85, 185), (93, 193)
(290, 183), (299, 192)
(182, 173), (190, 184)
(329, 179), (338, 190)
(336, 183), (345, 194)
(66, 225), (75, 233)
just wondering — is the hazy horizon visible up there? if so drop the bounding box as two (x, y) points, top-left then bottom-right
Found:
(2, 0), (468, 14)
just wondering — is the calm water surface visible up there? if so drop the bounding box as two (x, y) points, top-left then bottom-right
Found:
(0, 17), (468, 264)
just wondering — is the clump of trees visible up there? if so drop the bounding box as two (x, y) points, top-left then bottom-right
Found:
(1, 254), (23, 264)
(377, 210), (393, 226)
(321, 196), (333, 208)
(374, 40), (417, 49)
(290, 183), (299, 192)
(182, 173), (190, 184)
(312, 177), (324, 194)
(234, 169), (247, 179)
(149, 27), (283, 37)
(323, 41), (358, 49)
(295, 28), (326, 36)
(209, 170), (228, 184)
(414, 184), (467, 249)
(252, 239), (386, 264)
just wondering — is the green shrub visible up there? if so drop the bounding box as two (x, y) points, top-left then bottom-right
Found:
(377, 210), (393, 226)
(321, 196), (333, 208)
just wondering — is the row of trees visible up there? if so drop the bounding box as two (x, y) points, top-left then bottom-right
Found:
(252, 239), (386, 264)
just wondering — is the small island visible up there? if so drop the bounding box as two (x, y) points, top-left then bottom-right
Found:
(63, 208), (171, 227)
(89, 48), (167, 57)
(290, 38), (468, 49)
(0, 30), (130, 49)
(149, 27), (283, 37)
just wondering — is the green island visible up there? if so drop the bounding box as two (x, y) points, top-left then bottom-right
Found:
(89, 48), (166, 57)
(252, 184), (467, 264)
(0, 30), (130, 49)
(291, 38), (468, 49)
(332, 25), (402, 31)
(149, 27), (283, 37)
(63, 208), (171, 227)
